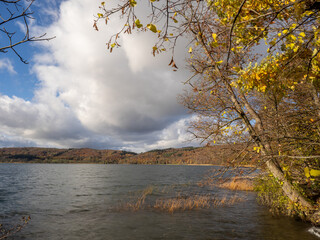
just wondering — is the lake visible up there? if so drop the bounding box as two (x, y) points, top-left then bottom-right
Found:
(0, 164), (318, 239)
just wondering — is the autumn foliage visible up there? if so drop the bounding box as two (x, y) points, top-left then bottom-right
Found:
(94, 0), (320, 224)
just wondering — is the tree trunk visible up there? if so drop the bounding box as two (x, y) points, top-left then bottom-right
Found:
(200, 41), (317, 220)
(223, 78), (315, 213)
(265, 159), (313, 209)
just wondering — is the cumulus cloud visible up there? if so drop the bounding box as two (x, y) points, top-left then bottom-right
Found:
(0, 0), (198, 151)
(0, 59), (16, 75)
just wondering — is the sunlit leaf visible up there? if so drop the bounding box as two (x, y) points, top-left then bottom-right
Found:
(147, 24), (157, 33)
(310, 169), (320, 177)
(212, 33), (217, 42)
(130, 0), (137, 7)
(135, 19), (143, 28)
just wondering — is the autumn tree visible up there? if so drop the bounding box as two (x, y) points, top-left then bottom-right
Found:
(94, 0), (320, 224)
(0, 0), (54, 63)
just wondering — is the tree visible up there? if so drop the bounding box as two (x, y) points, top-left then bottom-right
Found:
(0, 0), (54, 63)
(94, 0), (320, 224)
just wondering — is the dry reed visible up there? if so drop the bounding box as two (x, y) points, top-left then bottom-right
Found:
(154, 195), (211, 213)
(123, 186), (154, 211)
(154, 194), (244, 213)
(219, 177), (254, 191)
(118, 185), (245, 213)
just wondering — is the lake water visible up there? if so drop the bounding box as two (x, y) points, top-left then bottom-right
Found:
(0, 164), (318, 240)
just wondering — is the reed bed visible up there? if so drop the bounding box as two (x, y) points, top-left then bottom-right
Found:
(119, 185), (245, 213)
(154, 194), (244, 213)
(198, 176), (255, 191)
(122, 186), (154, 211)
(154, 195), (211, 213)
(219, 177), (254, 191)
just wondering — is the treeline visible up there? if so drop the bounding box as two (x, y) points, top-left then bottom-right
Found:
(0, 145), (257, 165)
(0, 148), (136, 164)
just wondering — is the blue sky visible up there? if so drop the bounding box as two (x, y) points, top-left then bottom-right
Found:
(0, 0), (198, 152)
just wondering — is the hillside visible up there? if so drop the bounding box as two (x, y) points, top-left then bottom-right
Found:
(0, 145), (255, 165)
(0, 147), (137, 164)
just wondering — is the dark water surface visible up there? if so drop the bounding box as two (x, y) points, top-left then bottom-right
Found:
(0, 164), (317, 240)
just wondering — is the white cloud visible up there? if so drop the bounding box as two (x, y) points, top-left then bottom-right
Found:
(0, 59), (16, 74)
(135, 116), (200, 153)
(0, 0), (197, 151)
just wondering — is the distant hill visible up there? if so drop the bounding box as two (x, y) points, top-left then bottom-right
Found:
(0, 147), (137, 164)
(0, 145), (256, 165)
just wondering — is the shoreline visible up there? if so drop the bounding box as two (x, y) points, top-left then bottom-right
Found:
(0, 162), (256, 168)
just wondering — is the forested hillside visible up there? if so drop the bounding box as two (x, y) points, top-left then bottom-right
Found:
(0, 145), (255, 165)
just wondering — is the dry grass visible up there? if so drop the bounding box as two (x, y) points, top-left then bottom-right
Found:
(118, 185), (245, 213)
(154, 194), (244, 213)
(122, 186), (154, 211)
(219, 177), (254, 191)
(212, 195), (244, 206)
(154, 195), (211, 213)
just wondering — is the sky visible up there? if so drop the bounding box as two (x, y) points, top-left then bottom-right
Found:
(0, 0), (199, 152)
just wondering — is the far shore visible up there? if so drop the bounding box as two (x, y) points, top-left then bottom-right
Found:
(0, 162), (256, 168)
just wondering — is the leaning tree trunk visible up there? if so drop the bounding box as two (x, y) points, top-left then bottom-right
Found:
(199, 39), (318, 224)
(223, 78), (318, 222)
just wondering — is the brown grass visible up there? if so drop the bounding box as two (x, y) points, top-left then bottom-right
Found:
(122, 186), (154, 211)
(154, 194), (244, 213)
(118, 185), (245, 213)
(219, 177), (254, 191)
(154, 195), (211, 213)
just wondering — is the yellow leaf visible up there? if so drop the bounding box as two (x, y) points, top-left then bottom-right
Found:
(130, 0), (137, 7)
(135, 19), (143, 28)
(147, 24), (157, 33)
(313, 48), (318, 56)
(97, 13), (103, 18)
(287, 43), (295, 49)
(216, 60), (223, 64)
(310, 169), (320, 177)
(290, 35), (297, 41)
(299, 32), (306, 38)
(188, 47), (193, 53)
(212, 33), (217, 42)
(101, 2), (105, 5)
(304, 167), (311, 178)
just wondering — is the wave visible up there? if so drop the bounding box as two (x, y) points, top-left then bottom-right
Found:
(308, 227), (320, 238)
